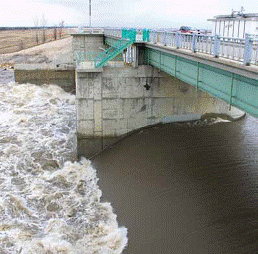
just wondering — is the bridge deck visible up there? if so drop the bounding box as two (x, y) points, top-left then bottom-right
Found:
(104, 31), (258, 118)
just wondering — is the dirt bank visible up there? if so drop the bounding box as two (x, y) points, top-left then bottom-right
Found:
(0, 37), (73, 68)
(0, 28), (73, 54)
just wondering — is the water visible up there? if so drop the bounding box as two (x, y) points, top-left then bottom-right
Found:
(2, 67), (257, 253)
(0, 69), (127, 253)
(92, 113), (258, 253)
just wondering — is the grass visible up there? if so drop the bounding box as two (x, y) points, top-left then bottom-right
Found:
(0, 28), (74, 54)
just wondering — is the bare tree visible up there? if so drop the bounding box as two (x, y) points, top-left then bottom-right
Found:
(41, 14), (47, 43)
(59, 21), (64, 39)
(33, 17), (39, 44)
(19, 40), (24, 51)
(53, 26), (57, 40)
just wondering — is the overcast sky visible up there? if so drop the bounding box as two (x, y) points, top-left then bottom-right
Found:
(1, 0), (258, 29)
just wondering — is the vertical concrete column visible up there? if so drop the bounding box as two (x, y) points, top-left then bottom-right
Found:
(76, 68), (103, 157)
(125, 46), (132, 63)
(243, 33), (253, 66)
(132, 45), (139, 68)
(213, 35), (220, 58)
(76, 64), (239, 159)
(93, 73), (103, 137)
(71, 33), (104, 64)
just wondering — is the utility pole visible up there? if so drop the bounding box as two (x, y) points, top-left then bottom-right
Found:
(89, 0), (92, 27)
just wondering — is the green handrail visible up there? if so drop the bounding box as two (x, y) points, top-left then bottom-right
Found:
(122, 28), (136, 41)
(94, 29), (136, 68)
(143, 29), (150, 42)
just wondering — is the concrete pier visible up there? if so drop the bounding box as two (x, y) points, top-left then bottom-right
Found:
(71, 32), (105, 64)
(11, 30), (245, 158)
(76, 64), (243, 158)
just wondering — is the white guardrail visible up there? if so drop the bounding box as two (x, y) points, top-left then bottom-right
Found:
(103, 28), (258, 66)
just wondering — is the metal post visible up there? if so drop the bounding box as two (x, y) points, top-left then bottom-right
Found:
(229, 73), (234, 110)
(227, 20), (230, 37)
(237, 20), (240, 38)
(89, 0), (92, 28)
(126, 46), (132, 63)
(147, 48), (150, 65)
(132, 45), (138, 68)
(243, 20), (246, 38)
(176, 31), (181, 49)
(174, 55), (177, 77)
(143, 29), (150, 42)
(243, 33), (253, 66)
(148, 48), (150, 64)
(196, 62), (199, 90)
(163, 31), (167, 46)
(159, 51), (161, 71)
(213, 34), (220, 58)
(232, 20), (235, 37)
(192, 33), (197, 53)
(154, 31), (157, 43)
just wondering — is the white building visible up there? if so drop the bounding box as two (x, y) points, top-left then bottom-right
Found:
(208, 7), (258, 38)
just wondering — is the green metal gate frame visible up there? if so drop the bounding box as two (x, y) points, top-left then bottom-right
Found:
(145, 47), (258, 118)
(94, 29), (137, 68)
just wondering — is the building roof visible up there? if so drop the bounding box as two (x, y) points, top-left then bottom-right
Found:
(208, 12), (258, 22)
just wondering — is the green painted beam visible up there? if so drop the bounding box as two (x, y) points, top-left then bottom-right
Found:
(103, 36), (258, 117)
(145, 48), (258, 118)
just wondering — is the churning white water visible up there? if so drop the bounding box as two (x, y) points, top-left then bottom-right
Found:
(0, 73), (127, 253)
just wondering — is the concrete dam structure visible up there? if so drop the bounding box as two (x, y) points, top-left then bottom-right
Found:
(73, 31), (245, 158)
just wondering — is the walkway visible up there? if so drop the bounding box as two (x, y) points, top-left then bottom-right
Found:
(103, 28), (258, 118)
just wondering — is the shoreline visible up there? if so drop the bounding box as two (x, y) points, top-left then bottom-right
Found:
(89, 112), (246, 160)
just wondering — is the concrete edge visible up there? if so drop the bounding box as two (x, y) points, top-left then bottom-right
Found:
(71, 33), (104, 37)
(87, 111), (247, 160)
(201, 112), (247, 122)
(161, 114), (202, 123)
(76, 67), (103, 73)
(14, 63), (75, 71)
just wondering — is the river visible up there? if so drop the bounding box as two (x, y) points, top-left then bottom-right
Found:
(92, 110), (258, 253)
(0, 68), (127, 253)
(1, 67), (258, 253)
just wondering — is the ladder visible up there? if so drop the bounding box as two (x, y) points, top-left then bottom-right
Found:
(94, 29), (136, 68)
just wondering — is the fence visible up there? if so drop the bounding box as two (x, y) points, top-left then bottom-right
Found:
(104, 28), (258, 66)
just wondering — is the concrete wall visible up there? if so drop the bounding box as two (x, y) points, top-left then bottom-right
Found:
(15, 64), (75, 93)
(72, 33), (105, 62)
(77, 64), (238, 158)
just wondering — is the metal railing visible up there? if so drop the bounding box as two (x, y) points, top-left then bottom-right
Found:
(104, 28), (258, 66)
(76, 51), (101, 68)
(76, 50), (123, 69)
(252, 38), (258, 65)
(104, 28), (122, 38)
(95, 29), (136, 68)
(77, 27), (104, 34)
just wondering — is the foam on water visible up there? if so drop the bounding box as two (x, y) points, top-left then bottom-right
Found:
(0, 80), (127, 253)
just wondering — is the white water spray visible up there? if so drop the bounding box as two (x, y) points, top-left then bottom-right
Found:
(0, 79), (128, 253)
